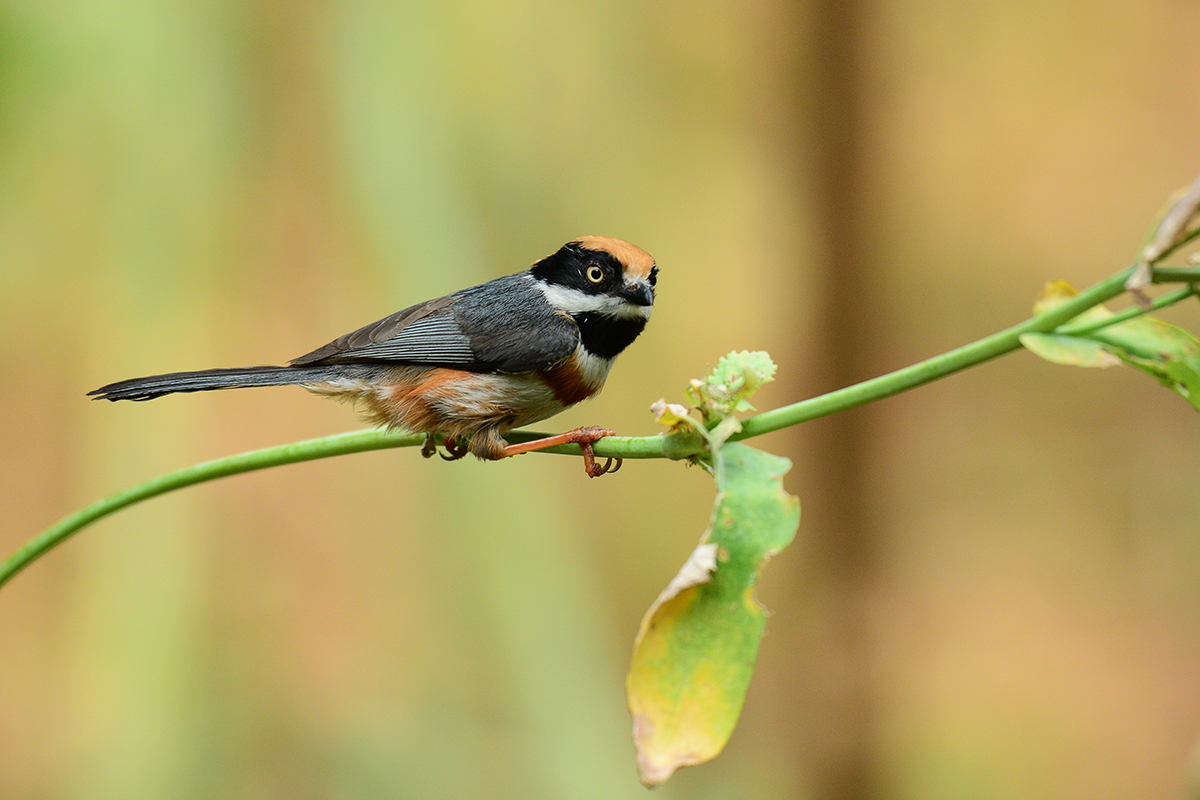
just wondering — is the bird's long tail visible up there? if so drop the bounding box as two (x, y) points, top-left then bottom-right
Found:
(88, 365), (337, 402)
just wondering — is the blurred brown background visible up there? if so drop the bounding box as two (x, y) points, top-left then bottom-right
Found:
(3, 1), (1199, 798)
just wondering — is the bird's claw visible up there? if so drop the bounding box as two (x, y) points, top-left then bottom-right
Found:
(439, 435), (470, 461)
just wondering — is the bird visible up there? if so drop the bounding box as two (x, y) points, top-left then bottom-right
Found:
(89, 237), (656, 477)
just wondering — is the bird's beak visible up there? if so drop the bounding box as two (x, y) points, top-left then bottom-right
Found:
(620, 281), (655, 307)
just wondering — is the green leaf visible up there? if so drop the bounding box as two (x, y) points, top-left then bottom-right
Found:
(1107, 345), (1200, 410)
(686, 350), (778, 425)
(1026, 281), (1200, 411)
(1018, 332), (1123, 368)
(626, 443), (800, 786)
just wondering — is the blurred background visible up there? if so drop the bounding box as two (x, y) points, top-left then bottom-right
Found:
(3, 1), (1199, 798)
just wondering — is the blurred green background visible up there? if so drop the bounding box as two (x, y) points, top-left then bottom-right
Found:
(3, 1), (1200, 798)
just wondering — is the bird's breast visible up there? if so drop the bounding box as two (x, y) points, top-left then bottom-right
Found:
(539, 347), (614, 407)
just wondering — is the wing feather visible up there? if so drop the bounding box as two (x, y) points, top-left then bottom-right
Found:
(290, 296), (461, 365)
(289, 274), (580, 373)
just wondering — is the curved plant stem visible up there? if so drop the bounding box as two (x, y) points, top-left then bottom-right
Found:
(1057, 284), (1195, 336)
(7, 260), (1195, 591)
(732, 266), (1135, 440)
(0, 430), (423, 590)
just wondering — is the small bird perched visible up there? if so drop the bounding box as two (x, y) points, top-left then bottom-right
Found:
(89, 237), (657, 477)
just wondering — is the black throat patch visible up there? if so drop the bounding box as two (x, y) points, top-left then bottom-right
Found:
(573, 312), (648, 360)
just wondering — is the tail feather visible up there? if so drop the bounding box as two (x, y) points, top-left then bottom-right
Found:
(88, 365), (335, 401)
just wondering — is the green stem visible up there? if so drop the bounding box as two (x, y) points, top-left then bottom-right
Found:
(1057, 285), (1195, 336)
(1151, 266), (1200, 283)
(5, 259), (1192, 591)
(0, 430), (423, 590)
(731, 267), (1135, 439)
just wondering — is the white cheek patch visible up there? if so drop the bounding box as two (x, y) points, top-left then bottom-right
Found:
(536, 282), (653, 319)
(536, 282), (620, 313)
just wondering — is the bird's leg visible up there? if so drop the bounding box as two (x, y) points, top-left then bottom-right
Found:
(421, 433), (439, 459)
(501, 426), (622, 478)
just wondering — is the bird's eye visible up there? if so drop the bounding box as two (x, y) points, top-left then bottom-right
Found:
(585, 265), (604, 284)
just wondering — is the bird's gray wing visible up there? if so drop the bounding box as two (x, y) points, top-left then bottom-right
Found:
(290, 276), (579, 373)
(289, 295), (474, 366)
